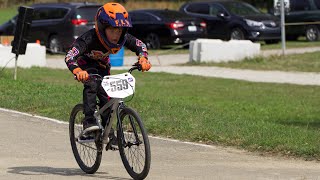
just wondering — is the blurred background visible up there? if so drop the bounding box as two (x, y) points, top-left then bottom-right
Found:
(0, 0), (272, 11)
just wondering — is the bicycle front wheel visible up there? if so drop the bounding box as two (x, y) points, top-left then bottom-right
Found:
(69, 104), (102, 174)
(117, 107), (151, 180)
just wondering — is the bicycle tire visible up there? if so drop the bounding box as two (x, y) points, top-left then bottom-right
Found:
(117, 107), (151, 180)
(69, 104), (102, 174)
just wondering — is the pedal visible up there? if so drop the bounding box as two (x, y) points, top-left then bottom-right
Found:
(110, 144), (119, 151)
(105, 143), (119, 151)
(77, 138), (95, 143)
(77, 135), (95, 143)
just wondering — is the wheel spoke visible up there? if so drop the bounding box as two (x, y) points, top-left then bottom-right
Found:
(128, 146), (143, 171)
(118, 107), (150, 179)
(69, 104), (102, 173)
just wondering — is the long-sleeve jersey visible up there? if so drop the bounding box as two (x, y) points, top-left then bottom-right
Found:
(65, 28), (148, 74)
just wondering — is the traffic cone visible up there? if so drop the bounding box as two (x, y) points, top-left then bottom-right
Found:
(3, 39), (9, 46)
(36, 39), (40, 44)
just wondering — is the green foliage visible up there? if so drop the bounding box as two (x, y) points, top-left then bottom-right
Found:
(1, 67), (320, 160)
(0, 7), (18, 24)
(261, 40), (320, 50)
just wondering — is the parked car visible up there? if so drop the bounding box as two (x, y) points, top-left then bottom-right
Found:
(273, 0), (320, 41)
(180, 0), (281, 44)
(128, 9), (207, 49)
(0, 2), (101, 53)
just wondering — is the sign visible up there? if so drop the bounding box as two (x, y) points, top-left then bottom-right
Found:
(101, 73), (135, 98)
(274, 0), (290, 15)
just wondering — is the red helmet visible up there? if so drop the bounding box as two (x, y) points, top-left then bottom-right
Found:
(95, 3), (132, 54)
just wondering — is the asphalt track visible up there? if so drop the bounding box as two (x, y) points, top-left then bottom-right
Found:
(1, 108), (320, 180)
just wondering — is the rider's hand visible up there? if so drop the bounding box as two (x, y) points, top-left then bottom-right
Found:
(137, 57), (151, 72)
(73, 68), (89, 82)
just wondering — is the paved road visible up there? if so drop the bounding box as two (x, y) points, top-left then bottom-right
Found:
(1, 108), (320, 180)
(47, 47), (320, 86)
(147, 66), (320, 85)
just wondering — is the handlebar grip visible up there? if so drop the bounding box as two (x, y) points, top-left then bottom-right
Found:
(74, 66), (139, 80)
(73, 74), (100, 81)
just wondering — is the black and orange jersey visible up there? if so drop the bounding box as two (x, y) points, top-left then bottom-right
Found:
(65, 28), (148, 74)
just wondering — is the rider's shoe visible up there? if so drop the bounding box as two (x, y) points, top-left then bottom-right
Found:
(82, 118), (99, 135)
(110, 133), (118, 148)
(106, 130), (118, 150)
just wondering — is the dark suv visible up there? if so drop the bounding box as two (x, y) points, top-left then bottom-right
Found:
(273, 0), (320, 41)
(180, 1), (281, 44)
(0, 2), (101, 53)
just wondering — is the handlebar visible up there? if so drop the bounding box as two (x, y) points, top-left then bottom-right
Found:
(74, 65), (141, 81)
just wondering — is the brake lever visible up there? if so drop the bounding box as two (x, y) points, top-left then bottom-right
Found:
(133, 63), (142, 71)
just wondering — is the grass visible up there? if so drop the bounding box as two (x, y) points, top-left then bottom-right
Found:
(187, 51), (320, 72)
(1, 67), (320, 160)
(0, 7), (18, 24)
(261, 39), (320, 50)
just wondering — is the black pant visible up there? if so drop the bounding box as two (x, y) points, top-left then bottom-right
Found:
(82, 67), (110, 123)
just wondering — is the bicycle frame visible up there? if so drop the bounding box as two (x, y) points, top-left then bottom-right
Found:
(78, 67), (139, 144)
(94, 98), (121, 144)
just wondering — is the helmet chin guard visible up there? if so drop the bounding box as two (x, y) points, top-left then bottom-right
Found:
(95, 3), (132, 54)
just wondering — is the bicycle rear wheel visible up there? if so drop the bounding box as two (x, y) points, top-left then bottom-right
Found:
(69, 104), (102, 174)
(117, 107), (151, 180)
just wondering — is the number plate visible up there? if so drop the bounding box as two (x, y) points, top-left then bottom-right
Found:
(101, 73), (135, 98)
(188, 26), (197, 32)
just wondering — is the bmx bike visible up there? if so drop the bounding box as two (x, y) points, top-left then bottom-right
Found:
(69, 66), (151, 179)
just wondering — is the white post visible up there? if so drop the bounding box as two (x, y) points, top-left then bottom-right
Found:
(14, 54), (18, 80)
(280, 0), (286, 56)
